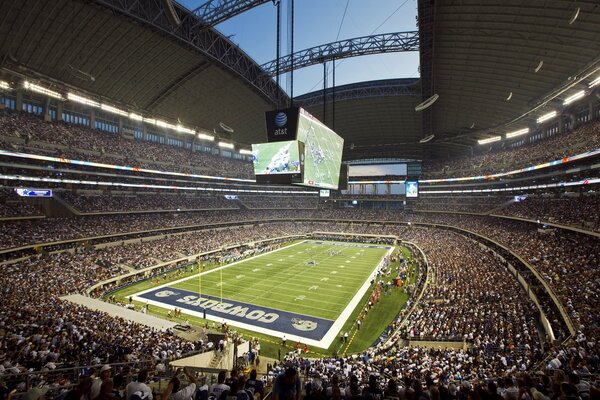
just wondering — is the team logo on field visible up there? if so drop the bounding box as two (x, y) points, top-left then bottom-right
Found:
(155, 290), (179, 298)
(291, 318), (318, 331)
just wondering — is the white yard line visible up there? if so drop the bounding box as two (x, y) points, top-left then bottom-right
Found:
(132, 241), (304, 297)
(318, 245), (395, 347)
(132, 240), (392, 348)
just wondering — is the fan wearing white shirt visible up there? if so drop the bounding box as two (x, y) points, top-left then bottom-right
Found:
(169, 368), (198, 400)
(209, 371), (230, 400)
(126, 370), (153, 400)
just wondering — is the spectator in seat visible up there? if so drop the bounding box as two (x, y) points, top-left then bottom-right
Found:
(210, 371), (230, 400)
(363, 375), (383, 400)
(245, 370), (264, 400)
(64, 378), (94, 400)
(126, 370), (153, 400)
(92, 365), (112, 399)
(169, 368), (197, 400)
(272, 368), (301, 400)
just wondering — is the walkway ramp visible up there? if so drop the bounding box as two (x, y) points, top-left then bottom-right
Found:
(61, 294), (178, 331)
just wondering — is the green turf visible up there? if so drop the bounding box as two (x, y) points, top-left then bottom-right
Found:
(111, 242), (416, 358)
(168, 241), (389, 320)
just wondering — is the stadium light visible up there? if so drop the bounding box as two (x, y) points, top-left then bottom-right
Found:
(197, 132), (215, 141)
(419, 134), (435, 143)
(67, 92), (100, 107)
(414, 94), (439, 112)
(156, 120), (177, 130)
(0, 173), (320, 194)
(589, 76), (600, 88)
(537, 111), (557, 124)
(143, 117), (157, 125)
(563, 90), (585, 105)
(129, 112), (143, 121)
(569, 7), (580, 24)
(23, 81), (63, 99)
(477, 136), (501, 145)
(239, 149), (253, 155)
(505, 128), (529, 139)
(100, 104), (128, 117)
(537, 111), (558, 124)
(0, 81), (10, 90)
(218, 141), (235, 149)
(177, 125), (195, 135)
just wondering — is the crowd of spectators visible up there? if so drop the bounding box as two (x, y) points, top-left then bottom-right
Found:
(422, 119), (600, 179)
(0, 209), (402, 251)
(270, 353), (597, 400)
(0, 251), (196, 377)
(0, 188), (44, 218)
(0, 111), (254, 179)
(419, 215), (600, 345)
(2, 108), (599, 186)
(238, 196), (319, 209)
(424, 121), (599, 179)
(92, 222), (305, 269)
(60, 192), (239, 213)
(1, 204), (598, 251)
(413, 196), (510, 214)
(4, 106), (599, 183)
(0, 204), (597, 397)
(401, 230), (541, 356)
(499, 195), (600, 232)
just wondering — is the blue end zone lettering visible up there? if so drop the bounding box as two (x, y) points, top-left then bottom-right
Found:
(137, 287), (333, 341)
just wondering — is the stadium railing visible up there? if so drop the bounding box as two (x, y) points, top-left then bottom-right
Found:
(5, 359), (165, 399)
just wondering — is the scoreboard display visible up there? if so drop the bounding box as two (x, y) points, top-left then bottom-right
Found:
(261, 107), (344, 189)
(251, 140), (304, 184)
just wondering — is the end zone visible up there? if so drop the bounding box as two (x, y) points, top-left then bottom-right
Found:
(131, 240), (394, 348)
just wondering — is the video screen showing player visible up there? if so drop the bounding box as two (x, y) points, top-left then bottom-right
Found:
(251, 141), (302, 175)
(296, 109), (344, 189)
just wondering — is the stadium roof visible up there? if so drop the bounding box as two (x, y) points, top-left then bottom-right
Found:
(417, 0), (600, 157)
(0, 0), (599, 160)
(0, 0), (283, 143)
(296, 0), (600, 159)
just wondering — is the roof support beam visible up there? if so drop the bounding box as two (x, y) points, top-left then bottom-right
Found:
(191, 0), (271, 26)
(261, 31), (419, 76)
(94, 0), (287, 106)
(295, 79), (421, 108)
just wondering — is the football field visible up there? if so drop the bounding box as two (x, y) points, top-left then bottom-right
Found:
(133, 240), (392, 347)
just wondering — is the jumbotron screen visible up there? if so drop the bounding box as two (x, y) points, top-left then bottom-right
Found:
(295, 108), (344, 190)
(406, 181), (419, 198)
(251, 140), (303, 178)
